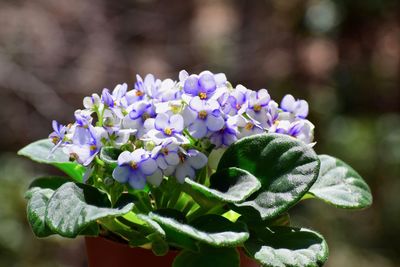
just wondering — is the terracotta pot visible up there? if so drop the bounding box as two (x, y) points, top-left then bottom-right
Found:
(85, 236), (259, 267)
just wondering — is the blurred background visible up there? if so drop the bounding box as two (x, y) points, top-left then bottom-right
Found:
(0, 0), (399, 266)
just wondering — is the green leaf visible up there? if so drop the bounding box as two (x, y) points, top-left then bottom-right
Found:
(99, 146), (120, 168)
(173, 244), (240, 267)
(245, 227), (328, 267)
(18, 139), (85, 182)
(218, 133), (320, 220)
(149, 212), (249, 248)
(308, 155), (373, 209)
(45, 182), (134, 238)
(26, 176), (69, 237)
(184, 167), (261, 203)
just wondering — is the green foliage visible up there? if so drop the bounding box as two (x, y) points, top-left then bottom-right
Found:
(218, 133), (320, 220)
(183, 167), (261, 203)
(21, 133), (373, 266)
(45, 182), (133, 238)
(307, 155), (373, 209)
(244, 227), (328, 267)
(18, 139), (85, 182)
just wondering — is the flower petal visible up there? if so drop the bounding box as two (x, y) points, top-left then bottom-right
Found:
(184, 75), (199, 95)
(155, 113), (169, 130)
(296, 100), (309, 118)
(118, 151), (133, 165)
(188, 120), (208, 139)
(206, 114), (224, 131)
(140, 158), (157, 175)
(280, 94), (295, 112)
(147, 169), (163, 187)
(112, 165), (131, 183)
(128, 171), (146, 189)
(189, 96), (204, 112)
(199, 72), (216, 94)
(176, 163), (195, 183)
(187, 150), (208, 169)
(165, 152), (180, 166)
(156, 156), (169, 170)
(169, 114), (184, 132)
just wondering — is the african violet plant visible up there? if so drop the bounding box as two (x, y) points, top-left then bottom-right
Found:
(19, 70), (372, 267)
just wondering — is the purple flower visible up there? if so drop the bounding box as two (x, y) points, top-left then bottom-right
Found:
(220, 85), (249, 116)
(112, 149), (158, 189)
(237, 115), (264, 138)
(246, 89), (271, 127)
(209, 116), (239, 148)
(270, 120), (314, 144)
(180, 70), (227, 100)
(122, 100), (155, 138)
(164, 149), (208, 183)
(182, 97), (225, 139)
(144, 113), (187, 144)
(83, 93), (101, 110)
(66, 125), (106, 166)
(49, 120), (67, 153)
(280, 94), (309, 119)
(74, 110), (92, 128)
(152, 140), (180, 171)
(101, 89), (114, 108)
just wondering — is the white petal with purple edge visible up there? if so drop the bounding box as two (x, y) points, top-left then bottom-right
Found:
(169, 114), (184, 132)
(281, 94), (295, 112)
(206, 114), (224, 131)
(155, 113), (169, 130)
(296, 100), (309, 118)
(118, 151), (133, 165)
(189, 96), (204, 112)
(182, 107), (197, 126)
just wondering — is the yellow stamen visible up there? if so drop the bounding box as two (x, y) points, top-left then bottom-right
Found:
(199, 92), (207, 99)
(198, 110), (207, 119)
(142, 113), (150, 120)
(245, 122), (254, 131)
(253, 104), (262, 112)
(90, 145), (97, 152)
(136, 90), (144, 97)
(130, 161), (138, 169)
(164, 128), (172, 136)
(162, 148), (169, 155)
(51, 137), (60, 145)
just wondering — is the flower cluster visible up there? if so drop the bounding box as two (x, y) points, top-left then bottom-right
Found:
(49, 70), (314, 189)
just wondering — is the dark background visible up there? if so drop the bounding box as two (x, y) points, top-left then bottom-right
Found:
(1, 0), (399, 266)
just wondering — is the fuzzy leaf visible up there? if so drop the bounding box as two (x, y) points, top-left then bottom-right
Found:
(45, 182), (133, 238)
(308, 155), (372, 209)
(18, 139), (85, 182)
(26, 176), (69, 237)
(184, 167), (261, 203)
(245, 227), (328, 267)
(218, 133), (320, 220)
(149, 212), (249, 248)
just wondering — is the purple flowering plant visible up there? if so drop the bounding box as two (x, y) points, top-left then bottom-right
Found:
(19, 70), (372, 267)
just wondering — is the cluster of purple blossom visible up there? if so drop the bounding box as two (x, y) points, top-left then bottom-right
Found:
(49, 70), (314, 189)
